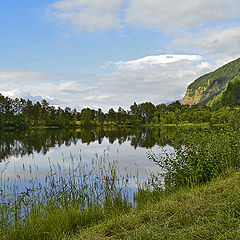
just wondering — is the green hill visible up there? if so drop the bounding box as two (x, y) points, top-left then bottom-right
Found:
(219, 77), (240, 107)
(182, 58), (240, 106)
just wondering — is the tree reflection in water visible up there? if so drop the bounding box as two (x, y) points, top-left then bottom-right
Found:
(0, 127), (187, 161)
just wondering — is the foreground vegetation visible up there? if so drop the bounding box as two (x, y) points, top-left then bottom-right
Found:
(0, 157), (133, 240)
(0, 128), (240, 239)
(72, 171), (240, 240)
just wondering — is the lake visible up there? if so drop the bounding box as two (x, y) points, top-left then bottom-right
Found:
(0, 126), (191, 193)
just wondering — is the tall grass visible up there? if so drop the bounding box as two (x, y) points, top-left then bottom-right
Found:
(148, 127), (240, 189)
(0, 153), (133, 240)
(1, 127), (240, 239)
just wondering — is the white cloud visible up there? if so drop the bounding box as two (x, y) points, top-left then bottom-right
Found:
(49, 0), (240, 33)
(96, 57), (214, 109)
(173, 26), (240, 66)
(0, 58), (213, 112)
(196, 62), (212, 70)
(0, 71), (92, 108)
(85, 95), (110, 101)
(0, 71), (45, 81)
(194, 27), (240, 59)
(1, 90), (22, 99)
(1, 90), (46, 103)
(50, 0), (124, 32)
(125, 0), (240, 30)
(110, 54), (202, 71)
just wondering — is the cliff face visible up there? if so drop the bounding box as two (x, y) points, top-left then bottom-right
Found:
(182, 58), (240, 106)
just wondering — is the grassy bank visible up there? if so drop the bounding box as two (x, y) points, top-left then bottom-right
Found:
(1, 128), (240, 239)
(69, 128), (240, 239)
(71, 171), (240, 240)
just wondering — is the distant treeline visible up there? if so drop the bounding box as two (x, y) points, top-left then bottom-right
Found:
(0, 94), (240, 128)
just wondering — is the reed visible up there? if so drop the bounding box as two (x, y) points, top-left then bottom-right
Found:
(0, 153), (134, 240)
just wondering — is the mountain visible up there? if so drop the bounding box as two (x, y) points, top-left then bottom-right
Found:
(182, 58), (240, 106)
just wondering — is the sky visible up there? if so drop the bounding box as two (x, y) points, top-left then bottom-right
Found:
(1, 0), (240, 111)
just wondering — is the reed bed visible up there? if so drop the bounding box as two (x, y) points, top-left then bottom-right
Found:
(0, 152), (138, 240)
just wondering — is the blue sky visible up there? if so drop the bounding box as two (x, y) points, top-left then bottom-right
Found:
(1, 0), (240, 111)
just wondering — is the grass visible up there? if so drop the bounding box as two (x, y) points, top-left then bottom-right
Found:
(69, 171), (240, 240)
(1, 128), (240, 239)
(149, 128), (240, 188)
(0, 156), (134, 240)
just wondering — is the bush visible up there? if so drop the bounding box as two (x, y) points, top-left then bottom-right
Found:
(148, 128), (240, 189)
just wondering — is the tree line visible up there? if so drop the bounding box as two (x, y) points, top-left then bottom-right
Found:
(0, 94), (240, 128)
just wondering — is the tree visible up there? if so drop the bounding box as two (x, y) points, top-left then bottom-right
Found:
(80, 108), (92, 125)
(108, 108), (116, 122)
(96, 108), (104, 124)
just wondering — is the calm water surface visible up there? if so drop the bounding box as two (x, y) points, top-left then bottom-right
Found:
(0, 127), (184, 185)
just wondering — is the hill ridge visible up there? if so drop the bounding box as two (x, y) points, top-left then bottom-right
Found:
(182, 57), (240, 105)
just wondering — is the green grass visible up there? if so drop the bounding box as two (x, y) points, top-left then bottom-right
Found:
(1, 128), (240, 239)
(0, 157), (133, 240)
(69, 171), (240, 240)
(149, 128), (240, 188)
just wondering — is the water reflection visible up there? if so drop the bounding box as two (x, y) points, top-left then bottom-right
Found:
(0, 127), (185, 161)
(0, 126), (195, 185)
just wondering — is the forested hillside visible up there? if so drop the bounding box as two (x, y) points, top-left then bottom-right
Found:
(218, 77), (240, 108)
(182, 58), (240, 106)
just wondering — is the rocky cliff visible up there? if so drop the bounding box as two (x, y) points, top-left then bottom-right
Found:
(182, 58), (240, 106)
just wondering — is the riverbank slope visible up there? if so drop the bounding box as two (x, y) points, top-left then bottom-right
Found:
(70, 171), (240, 240)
